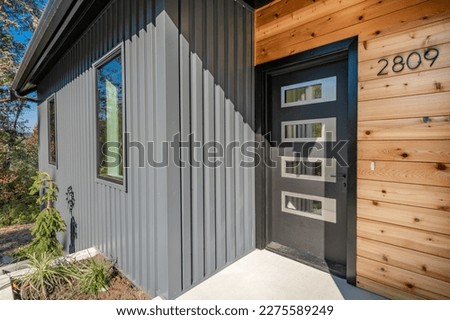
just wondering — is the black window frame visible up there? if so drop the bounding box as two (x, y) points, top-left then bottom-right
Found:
(47, 94), (58, 166)
(93, 45), (126, 187)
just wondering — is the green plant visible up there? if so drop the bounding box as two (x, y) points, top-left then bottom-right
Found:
(16, 172), (66, 258)
(78, 258), (113, 297)
(16, 252), (77, 300)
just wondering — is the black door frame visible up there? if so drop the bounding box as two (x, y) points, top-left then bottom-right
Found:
(255, 37), (358, 285)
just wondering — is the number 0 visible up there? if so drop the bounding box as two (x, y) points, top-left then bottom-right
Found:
(406, 52), (421, 70)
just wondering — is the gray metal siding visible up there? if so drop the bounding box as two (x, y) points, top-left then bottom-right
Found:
(37, 0), (254, 299)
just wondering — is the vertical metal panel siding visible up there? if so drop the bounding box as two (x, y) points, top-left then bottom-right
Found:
(178, 0), (255, 292)
(37, 0), (254, 298)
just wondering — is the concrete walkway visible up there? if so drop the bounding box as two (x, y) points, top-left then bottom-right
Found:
(178, 249), (385, 300)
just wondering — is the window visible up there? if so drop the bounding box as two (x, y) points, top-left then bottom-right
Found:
(281, 118), (336, 142)
(48, 95), (57, 165)
(281, 156), (337, 182)
(281, 76), (337, 108)
(281, 191), (337, 223)
(95, 49), (124, 184)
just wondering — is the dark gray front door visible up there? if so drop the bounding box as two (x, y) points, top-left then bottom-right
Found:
(267, 54), (350, 277)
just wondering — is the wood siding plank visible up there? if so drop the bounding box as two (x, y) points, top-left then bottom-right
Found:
(357, 219), (450, 259)
(357, 140), (450, 163)
(357, 160), (450, 187)
(357, 179), (450, 211)
(358, 199), (450, 235)
(358, 116), (450, 141)
(357, 256), (450, 299)
(358, 92), (450, 121)
(359, 68), (450, 101)
(357, 276), (424, 300)
(357, 237), (450, 282)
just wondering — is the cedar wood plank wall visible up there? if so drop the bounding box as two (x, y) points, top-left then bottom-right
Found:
(255, 0), (450, 299)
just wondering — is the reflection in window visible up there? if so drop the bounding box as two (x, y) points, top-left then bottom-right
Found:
(285, 83), (322, 103)
(281, 76), (336, 107)
(285, 160), (322, 177)
(96, 53), (124, 183)
(285, 195), (322, 216)
(284, 123), (322, 139)
(48, 97), (57, 165)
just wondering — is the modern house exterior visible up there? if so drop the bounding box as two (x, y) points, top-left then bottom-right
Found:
(11, 0), (450, 299)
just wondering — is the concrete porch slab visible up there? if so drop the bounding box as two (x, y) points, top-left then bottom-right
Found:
(178, 249), (386, 300)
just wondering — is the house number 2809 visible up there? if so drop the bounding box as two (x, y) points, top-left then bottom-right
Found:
(377, 48), (439, 76)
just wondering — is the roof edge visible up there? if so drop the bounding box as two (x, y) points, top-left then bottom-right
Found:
(11, 0), (76, 94)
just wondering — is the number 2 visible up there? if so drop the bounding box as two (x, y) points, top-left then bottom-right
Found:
(377, 58), (389, 76)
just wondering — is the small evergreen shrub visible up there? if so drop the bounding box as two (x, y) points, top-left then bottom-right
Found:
(15, 172), (66, 258)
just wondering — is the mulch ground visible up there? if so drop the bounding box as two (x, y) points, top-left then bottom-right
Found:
(0, 224), (33, 266)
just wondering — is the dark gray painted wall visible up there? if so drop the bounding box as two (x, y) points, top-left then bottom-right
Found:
(37, 0), (255, 298)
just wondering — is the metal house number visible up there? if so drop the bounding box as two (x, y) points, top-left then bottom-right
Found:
(377, 47), (439, 76)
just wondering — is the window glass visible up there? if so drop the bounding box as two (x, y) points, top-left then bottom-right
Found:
(284, 123), (322, 139)
(48, 97), (57, 165)
(285, 160), (322, 177)
(281, 76), (336, 108)
(285, 195), (322, 216)
(96, 54), (124, 183)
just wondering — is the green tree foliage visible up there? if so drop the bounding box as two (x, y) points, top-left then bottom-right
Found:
(0, 126), (39, 226)
(0, 0), (43, 226)
(1, 0), (41, 86)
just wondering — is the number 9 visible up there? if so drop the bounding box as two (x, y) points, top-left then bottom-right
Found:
(424, 48), (439, 67)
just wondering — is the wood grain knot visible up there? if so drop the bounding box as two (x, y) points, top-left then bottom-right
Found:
(380, 267), (385, 272)
(311, 32), (315, 37)
(435, 82), (442, 90)
(374, 30), (381, 35)
(372, 200), (379, 206)
(401, 153), (408, 158)
(382, 255), (388, 262)
(414, 217), (420, 222)
(365, 130), (371, 135)
(358, 15), (364, 21)
(406, 283), (414, 289)
(436, 163), (446, 170)
(422, 265), (427, 272)
(381, 190), (387, 194)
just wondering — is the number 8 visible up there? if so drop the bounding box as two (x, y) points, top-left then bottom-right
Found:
(392, 55), (405, 72)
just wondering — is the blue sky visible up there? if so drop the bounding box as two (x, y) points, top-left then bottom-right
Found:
(13, 0), (47, 131)
(16, 31), (38, 131)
